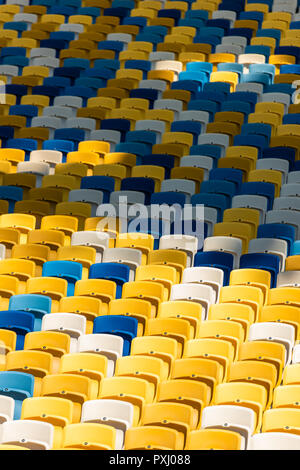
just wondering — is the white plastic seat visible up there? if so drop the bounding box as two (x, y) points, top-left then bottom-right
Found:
(288, 171), (300, 184)
(42, 313), (86, 353)
(248, 238), (287, 272)
(77, 333), (124, 377)
(212, 10), (236, 26)
(248, 432), (300, 450)
(71, 230), (110, 263)
(235, 82), (263, 96)
(0, 396), (14, 424)
(203, 236), (242, 270)
(153, 60), (183, 79)
(30, 56), (60, 72)
(215, 44), (244, 56)
(180, 155), (213, 180)
(182, 266), (224, 302)
(30, 150), (62, 175)
(159, 234), (198, 268)
(179, 110), (209, 130)
(197, 133), (229, 158)
(238, 53), (266, 73)
(222, 35), (247, 48)
(0, 420), (54, 450)
(153, 99), (183, 119)
(30, 48), (56, 60)
(102, 247), (142, 281)
(59, 23), (84, 38)
(265, 209), (300, 239)
(261, 93), (290, 114)
(135, 120), (165, 144)
(0, 65), (18, 84)
(272, 2), (297, 13)
(138, 79), (167, 97)
(13, 13), (37, 24)
(273, 196), (300, 212)
(17, 161), (50, 187)
(256, 158), (289, 184)
(280, 183), (300, 197)
(89, 131), (121, 151)
(0, 244), (6, 261)
(248, 322), (295, 365)
(108, 190), (145, 207)
(106, 33), (131, 49)
(201, 404), (255, 449)
(7, 0), (29, 8)
(65, 118), (96, 140)
(68, 189), (103, 217)
(276, 270), (300, 288)
(161, 179), (196, 201)
(292, 344), (300, 363)
(170, 283), (215, 320)
(53, 96), (83, 116)
(43, 106), (74, 124)
(31, 116), (62, 140)
(149, 52), (176, 63)
(231, 194), (268, 224)
(203, 207), (218, 238)
(81, 399), (134, 449)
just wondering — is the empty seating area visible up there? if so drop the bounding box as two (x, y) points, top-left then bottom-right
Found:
(0, 0), (300, 452)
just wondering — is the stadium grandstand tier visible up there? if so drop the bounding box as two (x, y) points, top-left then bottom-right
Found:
(0, 0), (300, 452)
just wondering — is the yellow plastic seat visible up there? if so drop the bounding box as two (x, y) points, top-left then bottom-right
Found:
(210, 71), (239, 92)
(59, 352), (107, 399)
(135, 264), (177, 302)
(213, 222), (252, 254)
(255, 102), (285, 118)
(197, 320), (244, 361)
(162, 131), (193, 155)
(207, 122), (240, 146)
(171, 357), (223, 403)
(248, 169), (282, 198)
(55, 162), (88, 185)
(41, 373), (94, 423)
(283, 364), (300, 385)
(6, 349), (53, 396)
(69, 14), (93, 27)
(55, 202), (91, 233)
(162, 89), (191, 109)
(148, 249), (187, 283)
(108, 298), (152, 337)
(27, 229), (65, 261)
(245, 2), (268, 13)
(229, 360), (277, 409)
(41, 215), (78, 246)
(99, 376), (153, 426)
(56, 245), (95, 280)
(41, 174), (79, 202)
(130, 336), (178, 380)
(144, 109), (174, 132)
(219, 285), (263, 322)
(27, 188), (64, 213)
(11, 243), (50, 277)
(185, 428), (242, 450)
(78, 140), (110, 156)
(109, 107), (143, 129)
(272, 384), (300, 409)
(131, 165), (164, 192)
(157, 379), (210, 428)
(251, 36), (275, 54)
(234, 18), (258, 33)
(146, 317), (191, 357)
(229, 268), (270, 304)
(262, 408), (300, 436)
(213, 382), (268, 432)
(122, 280), (164, 317)
(103, 152), (136, 177)
(225, 145), (258, 168)
(14, 201), (50, 229)
(170, 166), (204, 193)
(92, 164), (125, 191)
(114, 355), (166, 400)
(0, 148), (25, 171)
(183, 338), (235, 382)
(26, 276), (68, 313)
(0, 329), (16, 371)
(259, 305), (300, 342)
(248, 112), (281, 135)
(239, 340), (285, 387)
(65, 151), (101, 175)
(269, 54), (296, 73)
(124, 425), (182, 450)
(0, 213), (36, 244)
(0, 258), (35, 294)
(0, 275), (20, 309)
(74, 279), (116, 315)
(222, 208), (259, 240)
(141, 402), (195, 448)
(60, 422), (116, 450)
(116, 233), (154, 265)
(59, 296), (102, 334)
(24, 331), (70, 374)
(209, 53), (236, 71)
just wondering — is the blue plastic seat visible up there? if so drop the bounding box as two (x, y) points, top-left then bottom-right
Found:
(203, 81), (231, 96)
(257, 223), (295, 256)
(275, 46), (300, 64)
(171, 80), (201, 100)
(0, 310), (35, 350)
(43, 139), (75, 160)
(228, 91), (258, 112)
(63, 86), (96, 105)
(227, 27), (253, 44)
(280, 65), (300, 74)
(31, 86), (59, 105)
(239, 181), (275, 211)
(0, 371), (34, 420)
(206, 18), (231, 34)
(217, 63), (244, 79)
(178, 18), (205, 31)
(283, 114), (300, 125)
(189, 144), (222, 164)
(125, 130), (156, 147)
(6, 139), (38, 161)
(0, 128), (16, 147)
(89, 262), (130, 299)
(43, 77), (71, 92)
(233, 134), (267, 158)
(98, 40), (124, 58)
(1, 55), (29, 68)
(78, 6), (101, 20)
(220, 100), (251, 117)
(80, 175), (115, 204)
(185, 10), (209, 21)
(9, 294), (52, 331)
(150, 191), (187, 208)
(1, 47), (26, 58)
(171, 121), (202, 145)
(209, 168), (243, 191)
(244, 45), (271, 60)
(239, 11), (264, 27)
(194, 251), (234, 285)
(256, 28), (281, 45)
(121, 177), (155, 205)
(124, 60), (151, 79)
(240, 72), (270, 89)
(123, 16), (147, 28)
(261, 147), (295, 169)
(115, 143), (150, 160)
(3, 22), (27, 36)
(129, 88), (159, 107)
(248, 63), (276, 82)
(239, 253), (280, 288)
(241, 123), (271, 145)
(200, 180), (236, 204)
(0, 186), (23, 212)
(54, 129), (86, 149)
(42, 260), (82, 297)
(135, 32), (163, 46)
(219, 1), (245, 13)
(191, 193), (228, 222)
(100, 119), (130, 142)
(5, 85), (27, 105)
(75, 77), (106, 91)
(185, 62), (213, 80)
(50, 31), (75, 42)
(139, 154), (174, 179)
(187, 100), (218, 121)
(104, 7), (131, 20)
(39, 39), (69, 57)
(93, 315), (138, 355)
(64, 58), (90, 70)
(81, 68), (114, 82)
(290, 21), (300, 30)
(265, 83), (294, 96)
(9, 105), (39, 126)
(291, 240), (300, 255)
(179, 70), (208, 86)
(157, 9), (181, 25)
(48, 5), (76, 16)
